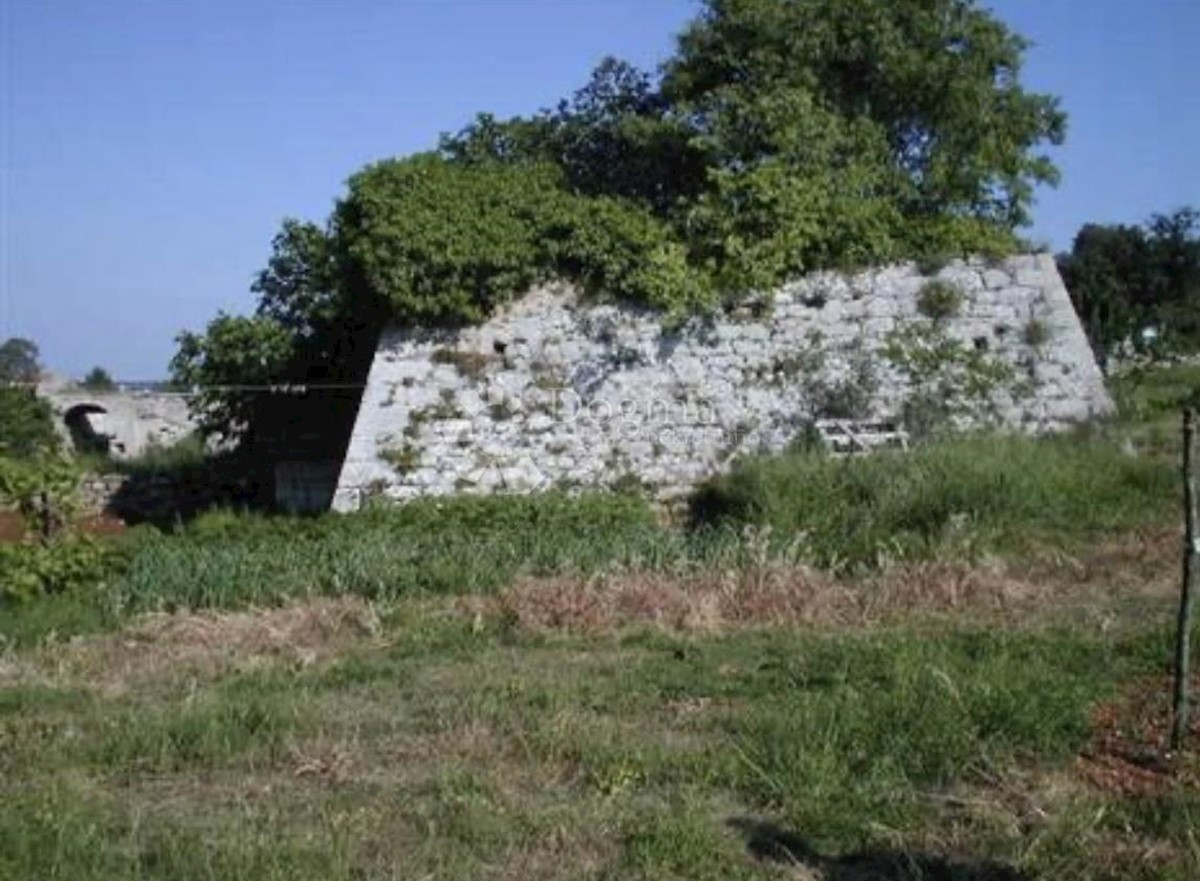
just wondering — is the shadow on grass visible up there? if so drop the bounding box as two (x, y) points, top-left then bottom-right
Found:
(728, 817), (1031, 880)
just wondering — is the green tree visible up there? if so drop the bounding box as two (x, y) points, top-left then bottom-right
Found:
(664, 0), (1065, 237)
(0, 337), (41, 384)
(0, 388), (59, 458)
(171, 218), (384, 447)
(0, 337), (56, 458)
(175, 0), (1067, 447)
(170, 313), (297, 445)
(80, 367), (116, 391)
(1058, 207), (1200, 370)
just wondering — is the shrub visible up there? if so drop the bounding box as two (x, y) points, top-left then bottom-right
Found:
(430, 348), (493, 380)
(381, 443), (422, 475)
(1023, 318), (1052, 348)
(884, 320), (1023, 437)
(916, 280), (964, 321)
(0, 388), (58, 459)
(0, 538), (124, 603)
(0, 454), (82, 540)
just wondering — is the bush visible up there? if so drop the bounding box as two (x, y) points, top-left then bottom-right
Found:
(0, 388), (58, 459)
(689, 433), (1175, 571)
(916, 280), (964, 321)
(0, 538), (125, 603)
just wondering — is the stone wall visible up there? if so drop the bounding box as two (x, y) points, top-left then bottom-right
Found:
(38, 386), (197, 459)
(333, 254), (1113, 512)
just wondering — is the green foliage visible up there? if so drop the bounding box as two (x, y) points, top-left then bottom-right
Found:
(0, 539), (121, 603)
(430, 347), (494, 380)
(689, 433), (1174, 571)
(170, 218), (381, 448)
(0, 455), (127, 602)
(109, 492), (664, 611)
(80, 367), (116, 391)
(1058, 207), (1200, 370)
(1111, 363), (1200, 424)
(663, 0), (1063, 232)
(884, 319), (1023, 437)
(337, 156), (565, 327)
(1023, 318), (1052, 348)
(176, 1), (1063, 447)
(0, 337), (40, 384)
(170, 314), (295, 444)
(108, 433), (210, 478)
(0, 453), (82, 540)
(915, 279), (964, 321)
(0, 387), (59, 458)
(380, 443), (422, 475)
(551, 195), (715, 316)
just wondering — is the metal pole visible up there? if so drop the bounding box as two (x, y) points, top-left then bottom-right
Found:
(1171, 407), (1198, 750)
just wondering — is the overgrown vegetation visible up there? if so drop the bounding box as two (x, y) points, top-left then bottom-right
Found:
(1059, 206), (1200, 371)
(883, 319), (1026, 437)
(172, 0), (1064, 448)
(0, 455), (126, 602)
(3, 365), (1199, 878)
(690, 432), (1175, 570)
(0, 387), (59, 459)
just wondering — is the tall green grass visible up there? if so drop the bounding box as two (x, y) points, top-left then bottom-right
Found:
(5, 431), (1180, 627)
(111, 492), (677, 612)
(690, 432), (1176, 570)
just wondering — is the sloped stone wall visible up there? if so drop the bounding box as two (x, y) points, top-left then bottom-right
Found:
(333, 254), (1113, 511)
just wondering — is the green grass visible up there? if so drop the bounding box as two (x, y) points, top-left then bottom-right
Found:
(2, 420), (1181, 644)
(690, 432), (1176, 570)
(2, 611), (1195, 880)
(3, 365), (1197, 877)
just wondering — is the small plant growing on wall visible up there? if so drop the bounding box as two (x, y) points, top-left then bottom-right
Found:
(1022, 318), (1052, 349)
(381, 443), (422, 475)
(917, 280), (965, 322)
(884, 318), (1023, 439)
(431, 348), (492, 380)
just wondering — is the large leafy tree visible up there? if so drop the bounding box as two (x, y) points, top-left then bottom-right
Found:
(176, 0), (1066, 446)
(664, 0), (1064, 251)
(171, 219), (384, 448)
(1058, 207), (1200, 370)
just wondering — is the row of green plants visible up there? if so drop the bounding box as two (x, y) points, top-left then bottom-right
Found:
(2, 427), (1179, 622)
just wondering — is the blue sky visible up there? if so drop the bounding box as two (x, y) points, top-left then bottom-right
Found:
(3, 0), (1197, 379)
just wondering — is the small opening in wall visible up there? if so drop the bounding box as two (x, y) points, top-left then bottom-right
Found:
(973, 336), (989, 352)
(492, 340), (508, 356)
(994, 324), (1009, 338)
(802, 294), (827, 309)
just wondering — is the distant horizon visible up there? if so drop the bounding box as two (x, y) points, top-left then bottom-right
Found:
(4, 0), (1198, 379)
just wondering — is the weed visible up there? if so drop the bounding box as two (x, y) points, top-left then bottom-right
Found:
(431, 347), (493, 380)
(917, 279), (965, 321)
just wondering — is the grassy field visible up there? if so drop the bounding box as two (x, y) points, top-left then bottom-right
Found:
(1, 365), (1198, 880)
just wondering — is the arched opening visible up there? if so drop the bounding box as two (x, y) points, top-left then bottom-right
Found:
(63, 403), (118, 455)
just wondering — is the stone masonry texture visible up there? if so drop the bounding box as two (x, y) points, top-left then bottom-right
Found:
(333, 255), (1113, 511)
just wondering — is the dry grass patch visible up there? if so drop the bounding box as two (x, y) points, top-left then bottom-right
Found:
(466, 561), (1050, 636)
(35, 597), (382, 694)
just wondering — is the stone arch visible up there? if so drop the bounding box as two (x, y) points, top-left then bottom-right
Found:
(63, 402), (120, 455)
